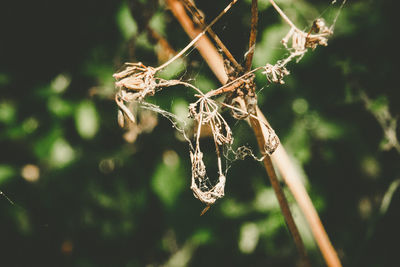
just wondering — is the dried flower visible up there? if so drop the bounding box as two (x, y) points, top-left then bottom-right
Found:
(264, 127), (280, 155)
(190, 148), (225, 206)
(191, 97), (233, 146)
(262, 64), (290, 84)
(114, 62), (157, 101)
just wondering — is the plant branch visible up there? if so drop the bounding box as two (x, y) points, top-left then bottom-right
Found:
(249, 112), (311, 267)
(360, 91), (400, 153)
(245, 0), (258, 71)
(269, 0), (298, 30)
(205, 67), (263, 97)
(256, 107), (343, 267)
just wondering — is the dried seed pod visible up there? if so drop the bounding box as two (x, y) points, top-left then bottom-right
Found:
(200, 205), (211, 216)
(117, 109), (125, 128)
(113, 63), (158, 102)
(115, 94), (136, 124)
(264, 128), (280, 155)
(262, 64), (290, 84)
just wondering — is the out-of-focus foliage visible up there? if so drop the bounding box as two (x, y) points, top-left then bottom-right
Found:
(0, 0), (399, 266)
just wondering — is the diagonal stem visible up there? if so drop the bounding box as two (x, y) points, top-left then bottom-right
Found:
(249, 112), (311, 267)
(269, 0), (298, 30)
(158, 0), (239, 72)
(245, 0), (258, 71)
(257, 107), (343, 267)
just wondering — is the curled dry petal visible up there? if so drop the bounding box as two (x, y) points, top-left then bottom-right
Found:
(114, 63), (157, 101)
(264, 128), (280, 155)
(262, 64), (290, 84)
(117, 109), (125, 128)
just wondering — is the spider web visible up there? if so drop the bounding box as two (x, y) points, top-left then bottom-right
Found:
(0, 190), (14, 205)
(139, 99), (259, 192)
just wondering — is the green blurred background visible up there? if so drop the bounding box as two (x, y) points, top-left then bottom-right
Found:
(1, 0), (399, 266)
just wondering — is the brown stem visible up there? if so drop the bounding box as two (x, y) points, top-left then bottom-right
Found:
(205, 67), (263, 98)
(249, 113), (311, 267)
(245, 0), (258, 71)
(146, 26), (176, 63)
(257, 107), (343, 267)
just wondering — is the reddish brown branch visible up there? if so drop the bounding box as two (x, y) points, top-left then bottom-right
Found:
(245, 0), (258, 71)
(146, 26), (176, 63)
(257, 107), (343, 267)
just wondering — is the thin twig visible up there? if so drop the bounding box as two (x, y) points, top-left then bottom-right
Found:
(360, 92), (400, 153)
(166, 0), (228, 83)
(0, 190), (14, 205)
(205, 67), (263, 97)
(158, 0), (239, 72)
(179, 0), (242, 71)
(242, 5), (308, 262)
(245, 0), (258, 71)
(269, 0), (298, 30)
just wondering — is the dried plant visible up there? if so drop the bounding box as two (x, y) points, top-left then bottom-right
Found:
(262, 63), (290, 84)
(114, 0), (342, 208)
(189, 96), (232, 210)
(114, 0), (346, 265)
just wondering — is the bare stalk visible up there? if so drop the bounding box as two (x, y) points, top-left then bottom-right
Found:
(257, 108), (343, 267)
(269, 0), (298, 30)
(245, 2), (309, 264)
(244, 0), (258, 71)
(205, 67), (263, 97)
(249, 113), (311, 267)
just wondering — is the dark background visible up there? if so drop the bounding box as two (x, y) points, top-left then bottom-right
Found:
(1, 0), (399, 266)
